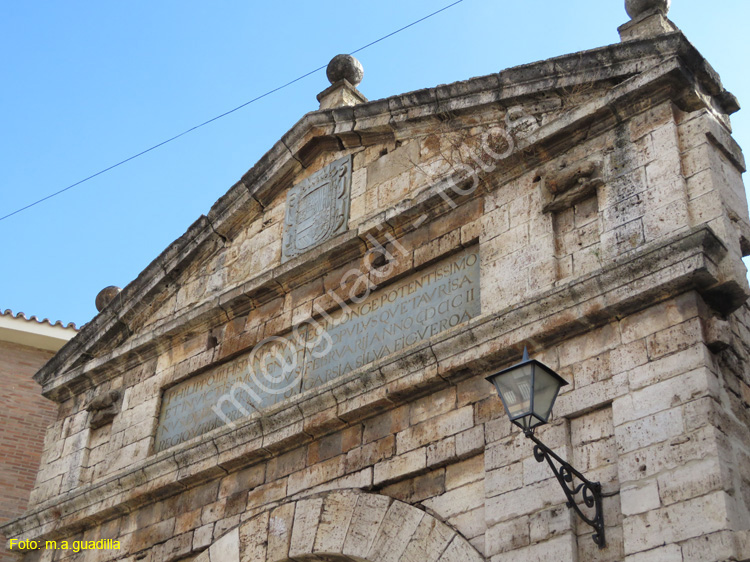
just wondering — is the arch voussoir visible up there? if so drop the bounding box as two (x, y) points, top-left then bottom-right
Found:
(198, 489), (484, 562)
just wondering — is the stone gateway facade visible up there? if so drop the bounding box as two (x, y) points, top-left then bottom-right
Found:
(4, 4), (750, 562)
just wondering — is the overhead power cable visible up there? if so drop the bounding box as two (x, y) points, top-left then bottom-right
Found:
(0, 0), (465, 223)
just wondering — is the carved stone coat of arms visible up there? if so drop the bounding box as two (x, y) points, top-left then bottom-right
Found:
(281, 155), (352, 262)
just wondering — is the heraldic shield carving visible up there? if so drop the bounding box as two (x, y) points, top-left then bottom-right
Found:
(282, 155), (352, 262)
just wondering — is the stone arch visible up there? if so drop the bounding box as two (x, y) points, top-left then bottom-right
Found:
(193, 489), (484, 562)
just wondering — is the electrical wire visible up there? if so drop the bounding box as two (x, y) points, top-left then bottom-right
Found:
(0, 0), (465, 223)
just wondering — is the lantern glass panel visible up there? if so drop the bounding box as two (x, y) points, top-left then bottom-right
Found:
(517, 414), (537, 431)
(532, 366), (565, 423)
(492, 363), (533, 419)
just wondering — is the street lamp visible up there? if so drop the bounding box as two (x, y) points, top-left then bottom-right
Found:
(486, 348), (607, 549)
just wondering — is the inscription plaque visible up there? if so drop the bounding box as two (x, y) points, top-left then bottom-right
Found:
(281, 155), (352, 262)
(155, 247), (480, 452)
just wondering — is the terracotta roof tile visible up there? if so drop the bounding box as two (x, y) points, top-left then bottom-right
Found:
(1, 309), (78, 331)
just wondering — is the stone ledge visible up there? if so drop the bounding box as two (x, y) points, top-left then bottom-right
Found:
(2, 226), (735, 544)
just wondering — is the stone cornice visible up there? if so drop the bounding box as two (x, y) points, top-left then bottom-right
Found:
(35, 33), (731, 399)
(3, 225), (734, 543)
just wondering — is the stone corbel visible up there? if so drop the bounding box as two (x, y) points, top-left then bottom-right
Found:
(506, 105), (540, 137)
(541, 160), (604, 213)
(86, 389), (122, 429)
(704, 317), (734, 354)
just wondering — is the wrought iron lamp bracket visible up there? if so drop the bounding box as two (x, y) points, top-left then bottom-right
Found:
(525, 430), (606, 549)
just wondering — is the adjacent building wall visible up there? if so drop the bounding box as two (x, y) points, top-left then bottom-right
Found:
(0, 313), (76, 562)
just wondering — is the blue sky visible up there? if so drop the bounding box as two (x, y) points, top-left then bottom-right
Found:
(2, 0), (749, 327)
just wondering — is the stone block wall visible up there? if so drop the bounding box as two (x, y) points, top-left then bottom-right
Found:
(11, 293), (749, 561)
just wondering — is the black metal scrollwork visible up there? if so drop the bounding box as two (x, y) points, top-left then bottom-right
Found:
(528, 432), (606, 549)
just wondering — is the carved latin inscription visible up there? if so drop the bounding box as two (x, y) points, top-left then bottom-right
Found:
(281, 155), (352, 262)
(154, 247), (481, 452)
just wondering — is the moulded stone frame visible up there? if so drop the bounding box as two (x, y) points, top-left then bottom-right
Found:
(153, 244), (481, 453)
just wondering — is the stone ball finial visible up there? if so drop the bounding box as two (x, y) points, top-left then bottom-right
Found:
(95, 286), (122, 312)
(626, 0), (670, 18)
(326, 54), (364, 87)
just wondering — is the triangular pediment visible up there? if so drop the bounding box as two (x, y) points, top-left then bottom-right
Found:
(36, 31), (739, 397)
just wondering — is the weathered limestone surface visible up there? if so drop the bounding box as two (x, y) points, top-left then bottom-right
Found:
(3, 15), (750, 562)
